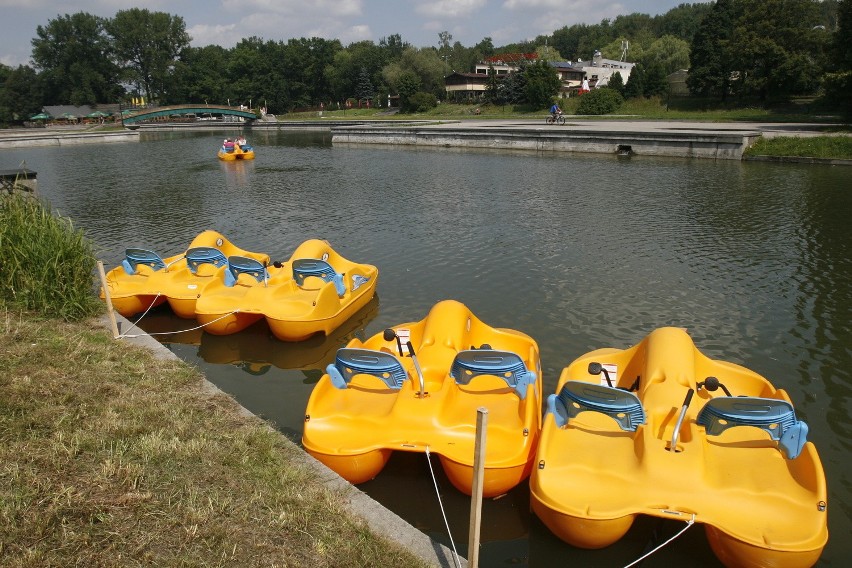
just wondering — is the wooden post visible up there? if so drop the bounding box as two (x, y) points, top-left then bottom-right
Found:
(468, 407), (488, 568)
(97, 261), (120, 339)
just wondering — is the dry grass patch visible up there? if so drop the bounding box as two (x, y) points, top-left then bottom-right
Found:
(0, 310), (428, 567)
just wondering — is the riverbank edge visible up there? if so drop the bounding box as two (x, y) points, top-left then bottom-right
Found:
(103, 312), (464, 568)
(2, 123), (850, 164)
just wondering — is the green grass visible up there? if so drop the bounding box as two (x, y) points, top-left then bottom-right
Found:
(0, 193), (102, 320)
(0, 311), (429, 567)
(744, 136), (852, 159)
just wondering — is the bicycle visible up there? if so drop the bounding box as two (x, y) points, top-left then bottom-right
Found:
(546, 113), (566, 125)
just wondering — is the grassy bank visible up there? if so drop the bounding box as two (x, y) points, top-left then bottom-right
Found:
(0, 311), (428, 567)
(744, 135), (852, 160)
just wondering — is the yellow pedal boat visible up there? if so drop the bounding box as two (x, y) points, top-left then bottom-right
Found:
(530, 327), (828, 568)
(302, 300), (542, 497)
(217, 137), (255, 161)
(101, 230), (269, 318)
(194, 239), (377, 341)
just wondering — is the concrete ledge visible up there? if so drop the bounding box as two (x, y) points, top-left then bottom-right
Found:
(1, 130), (139, 148)
(332, 125), (760, 160)
(100, 314), (463, 568)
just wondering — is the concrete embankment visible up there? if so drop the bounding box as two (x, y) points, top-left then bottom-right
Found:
(331, 122), (760, 160)
(0, 128), (139, 148)
(104, 313), (463, 568)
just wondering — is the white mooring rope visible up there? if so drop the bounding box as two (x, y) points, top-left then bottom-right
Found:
(118, 293), (240, 339)
(424, 446), (462, 568)
(622, 513), (696, 568)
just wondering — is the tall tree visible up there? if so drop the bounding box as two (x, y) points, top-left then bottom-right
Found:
(687, 0), (737, 99)
(524, 60), (562, 108)
(31, 12), (121, 104)
(0, 65), (43, 122)
(106, 8), (190, 102)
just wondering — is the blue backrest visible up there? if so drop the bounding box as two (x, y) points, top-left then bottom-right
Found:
(696, 396), (808, 459)
(547, 381), (646, 432)
(186, 247), (228, 274)
(450, 349), (536, 399)
(122, 248), (165, 275)
(326, 348), (407, 390)
(224, 255), (268, 287)
(292, 259), (345, 296)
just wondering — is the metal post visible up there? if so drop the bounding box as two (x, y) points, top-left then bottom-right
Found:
(468, 407), (488, 568)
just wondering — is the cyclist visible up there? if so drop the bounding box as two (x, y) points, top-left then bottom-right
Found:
(549, 103), (562, 121)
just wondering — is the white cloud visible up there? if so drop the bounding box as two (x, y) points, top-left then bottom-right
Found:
(415, 0), (486, 18)
(187, 23), (241, 48)
(225, 0), (363, 18)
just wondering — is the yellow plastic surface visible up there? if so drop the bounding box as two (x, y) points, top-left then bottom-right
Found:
(530, 327), (828, 568)
(195, 239), (378, 341)
(101, 230), (269, 318)
(217, 143), (255, 161)
(302, 300), (542, 497)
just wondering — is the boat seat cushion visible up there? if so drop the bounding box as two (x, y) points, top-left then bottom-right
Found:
(450, 350), (536, 399)
(696, 396), (808, 459)
(225, 255), (268, 287)
(186, 247), (228, 274)
(293, 259), (345, 297)
(122, 248), (165, 275)
(548, 382), (646, 432)
(327, 348), (407, 390)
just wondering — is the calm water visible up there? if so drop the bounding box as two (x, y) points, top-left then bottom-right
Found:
(5, 128), (850, 566)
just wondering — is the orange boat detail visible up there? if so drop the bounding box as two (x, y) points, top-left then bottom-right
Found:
(302, 300), (542, 497)
(530, 327), (828, 568)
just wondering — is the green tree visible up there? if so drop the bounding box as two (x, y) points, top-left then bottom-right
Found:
(524, 60), (561, 107)
(623, 63), (645, 99)
(106, 8), (190, 102)
(397, 70), (422, 111)
(644, 62), (669, 97)
(0, 65), (43, 123)
(687, 0), (737, 99)
(31, 12), (121, 104)
(355, 67), (375, 101)
(168, 45), (231, 105)
(641, 35), (691, 75)
(607, 71), (625, 94)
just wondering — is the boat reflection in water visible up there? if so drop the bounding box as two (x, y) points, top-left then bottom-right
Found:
(134, 295), (380, 375)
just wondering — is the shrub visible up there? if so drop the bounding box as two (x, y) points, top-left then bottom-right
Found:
(576, 88), (625, 115)
(0, 193), (101, 320)
(406, 91), (438, 113)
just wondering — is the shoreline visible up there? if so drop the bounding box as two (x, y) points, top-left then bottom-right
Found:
(104, 312), (464, 568)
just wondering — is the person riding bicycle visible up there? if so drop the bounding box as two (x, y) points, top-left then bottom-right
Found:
(550, 103), (562, 119)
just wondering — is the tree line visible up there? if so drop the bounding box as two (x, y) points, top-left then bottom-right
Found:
(0, 1), (848, 123)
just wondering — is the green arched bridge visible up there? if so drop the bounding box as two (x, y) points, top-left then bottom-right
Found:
(122, 104), (258, 125)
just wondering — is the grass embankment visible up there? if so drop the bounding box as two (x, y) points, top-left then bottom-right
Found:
(744, 135), (852, 159)
(0, 193), (428, 567)
(0, 314), (427, 567)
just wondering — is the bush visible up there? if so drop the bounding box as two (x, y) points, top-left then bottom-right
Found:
(406, 91), (438, 113)
(576, 88), (625, 115)
(0, 193), (101, 320)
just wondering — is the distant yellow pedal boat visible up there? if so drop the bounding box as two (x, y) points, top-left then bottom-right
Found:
(194, 239), (378, 341)
(217, 137), (255, 161)
(101, 230), (269, 318)
(302, 300), (542, 497)
(530, 327), (828, 568)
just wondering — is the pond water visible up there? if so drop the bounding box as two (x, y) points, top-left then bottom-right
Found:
(5, 128), (850, 567)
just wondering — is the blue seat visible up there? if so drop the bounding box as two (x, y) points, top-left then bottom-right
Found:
(547, 381), (646, 432)
(293, 259), (345, 297)
(326, 348), (407, 390)
(186, 247), (228, 274)
(696, 396), (809, 459)
(224, 255), (268, 287)
(122, 248), (165, 275)
(450, 350), (536, 399)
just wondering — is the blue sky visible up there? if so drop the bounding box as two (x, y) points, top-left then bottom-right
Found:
(0, 0), (703, 67)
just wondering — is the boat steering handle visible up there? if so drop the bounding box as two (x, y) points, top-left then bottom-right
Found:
(670, 388), (694, 451)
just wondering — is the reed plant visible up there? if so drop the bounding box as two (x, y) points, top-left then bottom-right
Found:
(0, 192), (102, 320)
(0, 312), (427, 567)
